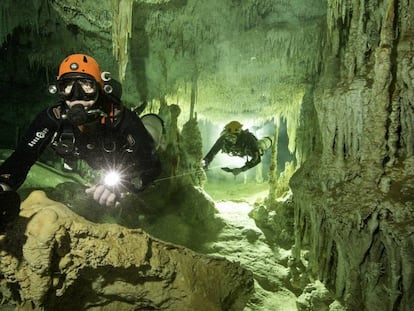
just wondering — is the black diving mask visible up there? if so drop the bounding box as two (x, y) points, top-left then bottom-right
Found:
(57, 77), (99, 102)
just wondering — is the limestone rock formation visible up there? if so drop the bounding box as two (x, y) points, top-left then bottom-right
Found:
(289, 1), (414, 310)
(0, 191), (253, 310)
(2, 0), (414, 310)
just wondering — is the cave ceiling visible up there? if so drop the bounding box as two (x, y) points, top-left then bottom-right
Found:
(1, 0), (327, 123)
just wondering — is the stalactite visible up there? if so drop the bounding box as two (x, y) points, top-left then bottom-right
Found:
(361, 0), (395, 172)
(111, 0), (134, 81)
(1, 1), (50, 53)
(32, 0), (43, 35)
(327, 0), (352, 36)
(263, 25), (323, 80)
(0, 6), (10, 45)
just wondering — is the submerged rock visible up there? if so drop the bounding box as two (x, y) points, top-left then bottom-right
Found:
(0, 191), (254, 311)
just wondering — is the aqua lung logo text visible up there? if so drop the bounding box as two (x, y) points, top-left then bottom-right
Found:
(28, 128), (49, 147)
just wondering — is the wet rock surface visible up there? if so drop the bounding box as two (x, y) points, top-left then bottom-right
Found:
(0, 191), (253, 311)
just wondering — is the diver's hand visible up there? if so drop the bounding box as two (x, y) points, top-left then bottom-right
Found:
(85, 184), (120, 207)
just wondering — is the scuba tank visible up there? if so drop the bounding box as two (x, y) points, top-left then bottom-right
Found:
(257, 136), (273, 155)
(140, 113), (166, 151)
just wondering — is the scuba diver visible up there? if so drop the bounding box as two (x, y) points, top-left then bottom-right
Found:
(202, 121), (273, 176)
(0, 54), (162, 225)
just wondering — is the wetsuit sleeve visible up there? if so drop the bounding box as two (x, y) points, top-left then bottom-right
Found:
(241, 152), (261, 171)
(0, 108), (58, 190)
(203, 135), (226, 165)
(120, 109), (161, 189)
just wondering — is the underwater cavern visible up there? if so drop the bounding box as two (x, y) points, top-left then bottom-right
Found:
(0, 0), (414, 310)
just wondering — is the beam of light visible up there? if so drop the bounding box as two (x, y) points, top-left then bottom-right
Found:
(104, 170), (122, 187)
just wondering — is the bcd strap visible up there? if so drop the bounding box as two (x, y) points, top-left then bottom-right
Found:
(101, 103), (115, 125)
(101, 103), (118, 153)
(51, 121), (77, 157)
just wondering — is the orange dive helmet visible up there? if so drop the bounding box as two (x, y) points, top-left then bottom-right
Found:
(57, 54), (103, 87)
(224, 121), (243, 134)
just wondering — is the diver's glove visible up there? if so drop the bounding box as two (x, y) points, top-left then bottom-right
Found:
(221, 167), (243, 176)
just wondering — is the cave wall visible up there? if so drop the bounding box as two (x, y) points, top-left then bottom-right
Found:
(0, 0), (327, 135)
(291, 0), (414, 310)
(2, 0), (414, 309)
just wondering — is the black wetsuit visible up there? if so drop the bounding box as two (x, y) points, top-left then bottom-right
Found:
(203, 130), (261, 172)
(0, 101), (161, 191)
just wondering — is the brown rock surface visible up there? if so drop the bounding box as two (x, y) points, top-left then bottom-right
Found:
(0, 191), (253, 310)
